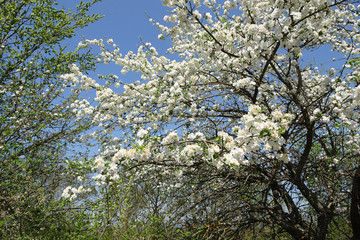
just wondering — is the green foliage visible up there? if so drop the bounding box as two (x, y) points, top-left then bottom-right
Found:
(0, 0), (101, 238)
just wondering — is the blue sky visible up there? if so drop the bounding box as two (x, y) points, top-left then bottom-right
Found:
(60, 0), (173, 85)
(59, 0), (345, 89)
(61, 0), (170, 54)
(60, 0), (343, 74)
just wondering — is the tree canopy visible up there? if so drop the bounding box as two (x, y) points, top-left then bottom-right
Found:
(0, 0), (101, 238)
(12, 0), (360, 239)
(69, 0), (360, 238)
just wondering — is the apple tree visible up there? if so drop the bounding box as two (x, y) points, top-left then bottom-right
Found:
(66, 0), (360, 239)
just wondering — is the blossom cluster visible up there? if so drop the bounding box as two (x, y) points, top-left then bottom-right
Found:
(62, 185), (91, 201)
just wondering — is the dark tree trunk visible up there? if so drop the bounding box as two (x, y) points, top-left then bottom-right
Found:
(351, 167), (360, 240)
(315, 214), (333, 240)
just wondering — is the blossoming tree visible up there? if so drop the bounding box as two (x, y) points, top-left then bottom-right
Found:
(66, 0), (360, 239)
